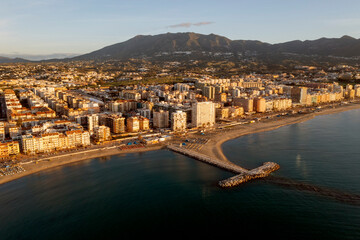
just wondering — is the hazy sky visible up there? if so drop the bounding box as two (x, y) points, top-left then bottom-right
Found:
(1, 0), (360, 55)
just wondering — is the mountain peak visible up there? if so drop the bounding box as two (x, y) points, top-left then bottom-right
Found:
(70, 32), (360, 61)
(340, 35), (355, 40)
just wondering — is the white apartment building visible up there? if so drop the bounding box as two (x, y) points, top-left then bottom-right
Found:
(191, 101), (215, 128)
(20, 131), (90, 154)
(171, 111), (187, 132)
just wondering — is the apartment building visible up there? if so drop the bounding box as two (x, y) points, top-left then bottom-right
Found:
(0, 122), (5, 141)
(0, 141), (20, 159)
(93, 126), (111, 142)
(171, 110), (187, 132)
(126, 116), (140, 132)
(66, 130), (90, 148)
(253, 97), (266, 113)
(233, 97), (254, 112)
(216, 107), (230, 119)
(291, 87), (308, 105)
(153, 110), (169, 128)
(191, 101), (215, 128)
(138, 116), (150, 131)
(105, 115), (126, 134)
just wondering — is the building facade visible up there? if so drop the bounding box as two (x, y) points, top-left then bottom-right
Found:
(94, 126), (111, 142)
(153, 110), (169, 128)
(171, 111), (187, 132)
(191, 101), (215, 128)
(126, 117), (140, 132)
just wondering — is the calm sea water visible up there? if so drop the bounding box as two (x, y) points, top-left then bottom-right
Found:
(0, 110), (359, 239)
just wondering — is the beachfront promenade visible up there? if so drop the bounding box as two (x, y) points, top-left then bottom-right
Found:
(167, 144), (279, 187)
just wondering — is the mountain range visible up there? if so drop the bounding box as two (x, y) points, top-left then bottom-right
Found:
(0, 56), (29, 64)
(0, 53), (79, 62)
(2, 32), (360, 63)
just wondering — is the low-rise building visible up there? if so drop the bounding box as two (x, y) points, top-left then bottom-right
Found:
(0, 141), (20, 159)
(216, 107), (229, 119)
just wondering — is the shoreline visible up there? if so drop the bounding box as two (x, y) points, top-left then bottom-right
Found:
(0, 144), (165, 186)
(1, 101), (360, 186)
(197, 102), (360, 165)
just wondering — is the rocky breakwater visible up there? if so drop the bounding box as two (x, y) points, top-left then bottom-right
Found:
(167, 144), (280, 187)
(219, 162), (280, 188)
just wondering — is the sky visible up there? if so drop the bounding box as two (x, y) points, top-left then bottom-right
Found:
(1, 0), (360, 56)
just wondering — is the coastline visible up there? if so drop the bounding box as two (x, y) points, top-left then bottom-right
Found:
(0, 144), (165, 186)
(197, 102), (360, 165)
(1, 101), (360, 186)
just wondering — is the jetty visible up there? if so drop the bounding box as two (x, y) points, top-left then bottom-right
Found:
(167, 144), (279, 187)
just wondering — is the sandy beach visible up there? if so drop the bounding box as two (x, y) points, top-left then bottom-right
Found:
(197, 102), (360, 164)
(1, 101), (359, 186)
(0, 144), (165, 185)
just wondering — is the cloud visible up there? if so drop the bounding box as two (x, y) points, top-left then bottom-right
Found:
(193, 21), (214, 26)
(167, 21), (214, 28)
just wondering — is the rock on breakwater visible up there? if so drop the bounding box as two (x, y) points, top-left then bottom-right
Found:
(218, 162), (280, 187)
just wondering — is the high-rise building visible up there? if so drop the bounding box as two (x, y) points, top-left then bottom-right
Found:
(253, 97), (266, 113)
(233, 97), (254, 112)
(291, 87), (308, 105)
(75, 114), (99, 134)
(94, 126), (111, 142)
(171, 111), (187, 132)
(126, 117), (140, 132)
(105, 115), (125, 134)
(191, 101), (215, 128)
(138, 116), (150, 131)
(174, 83), (190, 92)
(86, 114), (99, 133)
(108, 100), (137, 113)
(153, 110), (169, 128)
(203, 86), (215, 100)
(138, 108), (151, 120)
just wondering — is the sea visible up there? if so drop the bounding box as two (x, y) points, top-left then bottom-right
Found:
(0, 109), (359, 239)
